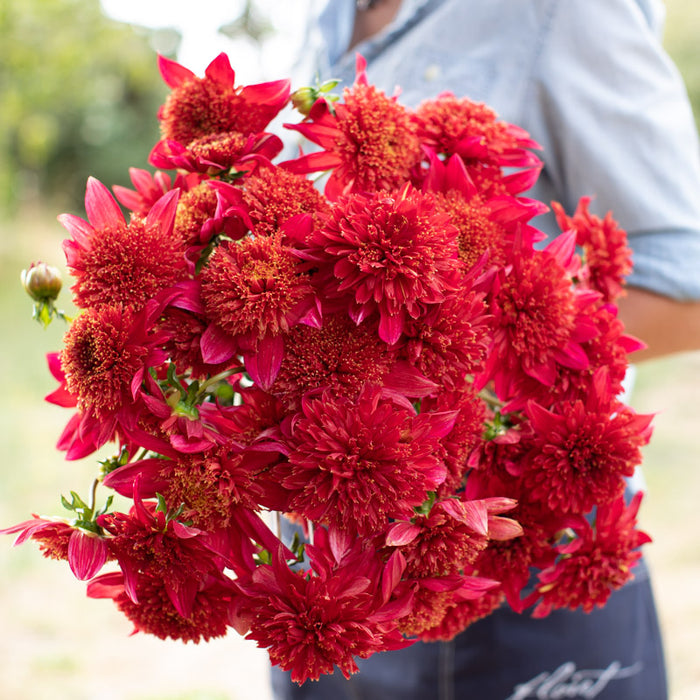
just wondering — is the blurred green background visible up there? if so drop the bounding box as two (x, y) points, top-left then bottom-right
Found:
(1, 1), (700, 699)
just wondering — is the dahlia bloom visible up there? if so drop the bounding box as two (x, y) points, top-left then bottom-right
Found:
(156, 52), (290, 146)
(412, 91), (542, 195)
(231, 527), (412, 684)
(199, 232), (317, 386)
(279, 386), (450, 535)
(484, 230), (599, 402)
(553, 197), (633, 303)
(88, 570), (235, 643)
(60, 177), (186, 312)
(301, 185), (461, 344)
(0, 516), (108, 580)
(530, 493), (651, 617)
(285, 55), (421, 198)
(58, 302), (168, 423)
(97, 481), (224, 618)
(522, 393), (653, 515)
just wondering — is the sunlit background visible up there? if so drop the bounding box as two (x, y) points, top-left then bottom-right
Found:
(1, 1), (700, 698)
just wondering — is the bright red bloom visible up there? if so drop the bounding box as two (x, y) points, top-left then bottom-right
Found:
(1, 516), (109, 581)
(270, 313), (396, 409)
(412, 92), (541, 195)
(523, 394), (653, 515)
(239, 164), (331, 238)
(157, 52), (290, 145)
(200, 234), (315, 346)
(98, 486), (223, 618)
(401, 280), (490, 386)
(531, 493), (651, 617)
(88, 570), (235, 643)
(59, 302), (167, 422)
(485, 232), (598, 400)
(60, 178), (186, 311)
(384, 498), (508, 577)
(279, 386), (450, 535)
(553, 197), (633, 303)
(149, 131), (283, 175)
(301, 185), (461, 344)
(231, 527), (412, 684)
(285, 56), (421, 198)
(422, 152), (547, 273)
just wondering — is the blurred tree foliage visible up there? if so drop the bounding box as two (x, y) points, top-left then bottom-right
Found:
(0, 0), (173, 215)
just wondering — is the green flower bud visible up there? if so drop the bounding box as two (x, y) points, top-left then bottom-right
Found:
(291, 86), (318, 116)
(21, 262), (63, 302)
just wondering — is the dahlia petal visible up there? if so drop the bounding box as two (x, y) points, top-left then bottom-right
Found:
(240, 78), (291, 109)
(158, 53), (195, 88)
(501, 167), (542, 195)
(282, 149), (342, 174)
(86, 571), (125, 599)
(112, 185), (143, 213)
(45, 384), (76, 408)
(145, 188), (180, 235)
(244, 334), (284, 390)
(381, 550), (407, 603)
(200, 324), (238, 365)
(85, 177), (125, 230)
(378, 309), (405, 345)
(487, 516), (524, 541)
(102, 459), (169, 498)
(385, 522), (421, 547)
(169, 433), (214, 454)
(442, 500), (489, 536)
(554, 341), (590, 371)
(58, 213), (94, 247)
(67, 530), (108, 581)
(204, 52), (235, 85)
(383, 361), (439, 398)
(166, 577), (200, 618)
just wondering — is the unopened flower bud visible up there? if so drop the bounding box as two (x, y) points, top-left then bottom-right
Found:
(21, 262), (63, 302)
(291, 86), (318, 116)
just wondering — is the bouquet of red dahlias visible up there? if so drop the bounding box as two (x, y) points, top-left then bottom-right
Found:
(3, 53), (653, 684)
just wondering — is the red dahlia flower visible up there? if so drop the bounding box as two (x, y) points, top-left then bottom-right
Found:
(279, 386), (450, 535)
(231, 528), (412, 684)
(301, 185), (461, 344)
(553, 197), (633, 303)
(523, 393), (653, 515)
(0, 516), (108, 580)
(531, 493), (651, 617)
(88, 570), (235, 643)
(97, 482), (223, 618)
(156, 52), (290, 145)
(58, 302), (168, 423)
(412, 91), (542, 196)
(285, 55), (421, 198)
(199, 233), (317, 385)
(60, 177), (185, 311)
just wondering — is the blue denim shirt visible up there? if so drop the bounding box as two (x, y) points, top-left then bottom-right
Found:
(300, 0), (700, 301)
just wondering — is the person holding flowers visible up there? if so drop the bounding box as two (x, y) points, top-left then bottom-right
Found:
(4, 1), (700, 698)
(269, 1), (700, 699)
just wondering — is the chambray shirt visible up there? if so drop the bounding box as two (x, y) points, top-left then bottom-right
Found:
(298, 0), (700, 301)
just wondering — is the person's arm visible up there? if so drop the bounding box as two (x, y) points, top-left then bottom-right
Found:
(617, 286), (700, 362)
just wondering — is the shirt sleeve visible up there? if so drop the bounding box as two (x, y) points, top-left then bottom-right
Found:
(526, 0), (700, 300)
